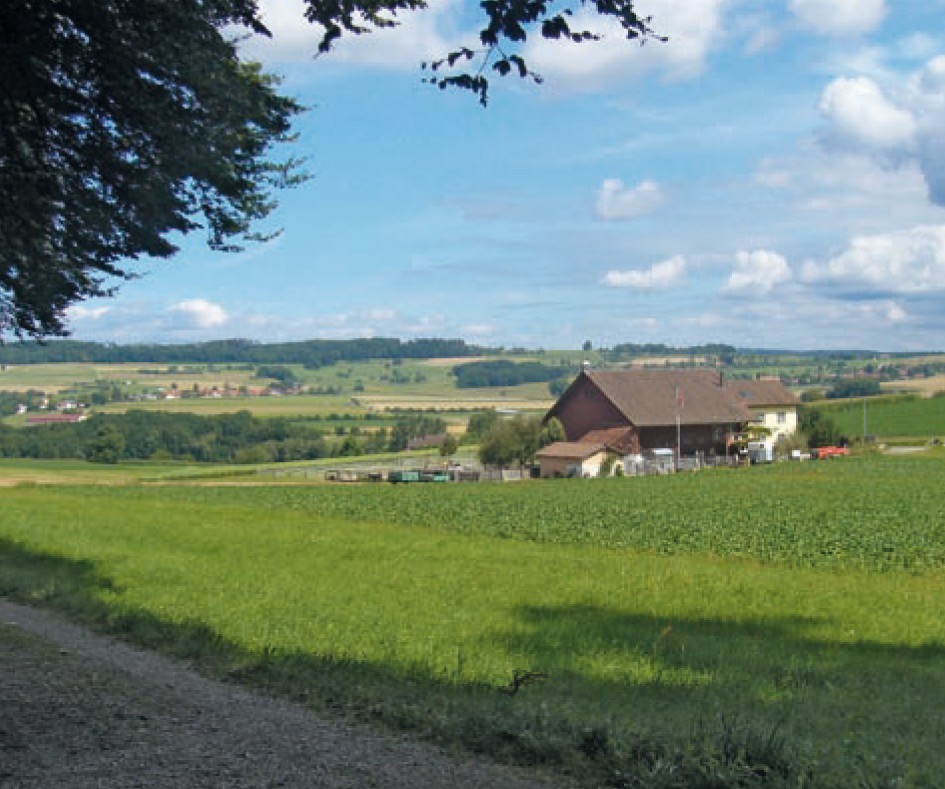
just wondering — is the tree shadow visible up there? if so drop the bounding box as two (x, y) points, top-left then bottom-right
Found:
(478, 601), (945, 783)
(487, 601), (945, 702)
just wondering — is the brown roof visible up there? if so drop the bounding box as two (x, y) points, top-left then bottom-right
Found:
(536, 441), (611, 460)
(577, 426), (637, 453)
(724, 379), (798, 407)
(583, 369), (757, 427)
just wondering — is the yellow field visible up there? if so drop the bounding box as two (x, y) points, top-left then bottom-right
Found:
(354, 395), (553, 412)
(419, 356), (490, 367)
(93, 394), (356, 417)
(882, 375), (945, 396)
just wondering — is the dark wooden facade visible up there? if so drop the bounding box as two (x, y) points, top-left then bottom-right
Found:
(551, 379), (632, 443)
(546, 369), (755, 456)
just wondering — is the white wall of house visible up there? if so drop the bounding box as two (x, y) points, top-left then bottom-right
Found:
(755, 406), (798, 442)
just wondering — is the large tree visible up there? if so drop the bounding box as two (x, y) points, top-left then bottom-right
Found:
(1, 1), (656, 338)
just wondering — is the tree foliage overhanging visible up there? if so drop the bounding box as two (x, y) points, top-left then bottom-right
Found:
(0, 0), (304, 338)
(1, 0), (657, 339)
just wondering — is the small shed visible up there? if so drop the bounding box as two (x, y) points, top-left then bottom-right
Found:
(536, 441), (621, 478)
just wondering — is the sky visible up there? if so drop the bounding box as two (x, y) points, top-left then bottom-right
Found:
(64, 0), (945, 351)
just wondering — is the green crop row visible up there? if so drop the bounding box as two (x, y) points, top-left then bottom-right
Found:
(813, 393), (945, 438)
(94, 453), (945, 573)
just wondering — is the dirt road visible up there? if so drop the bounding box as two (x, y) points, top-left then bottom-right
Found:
(0, 600), (567, 788)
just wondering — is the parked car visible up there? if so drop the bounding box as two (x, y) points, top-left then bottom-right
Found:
(811, 445), (849, 459)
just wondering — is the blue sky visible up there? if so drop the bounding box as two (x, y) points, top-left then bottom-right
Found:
(66, 0), (945, 351)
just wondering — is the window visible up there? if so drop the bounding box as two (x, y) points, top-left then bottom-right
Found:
(776, 411), (786, 424)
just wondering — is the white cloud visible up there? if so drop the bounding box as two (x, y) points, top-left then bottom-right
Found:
(818, 76), (916, 154)
(789, 0), (887, 37)
(66, 305), (111, 322)
(462, 323), (495, 338)
(602, 255), (686, 289)
(919, 55), (945, 94)
(724, 250), (792, 295)
(800, 224), (945, 293)
(239, 0), (458, 68)
(885, 303), (908, 323)
(521, 0), (729, 91)
(743, 25), (779, 56)
(812, 55), (945, 205)
(168, 299), (230, 329)
(595, 178), (665, 220)
(913, 56), (945, 204)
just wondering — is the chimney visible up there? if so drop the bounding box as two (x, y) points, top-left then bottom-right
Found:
(718, 370), (724, 387)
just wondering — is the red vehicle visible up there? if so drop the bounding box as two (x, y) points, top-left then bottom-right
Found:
(812, 445), (849, 459)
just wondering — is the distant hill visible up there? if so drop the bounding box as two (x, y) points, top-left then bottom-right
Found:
(0, 338), (485, 367)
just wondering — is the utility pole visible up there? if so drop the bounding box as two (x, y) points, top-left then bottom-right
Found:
(863, 397), (867, 443)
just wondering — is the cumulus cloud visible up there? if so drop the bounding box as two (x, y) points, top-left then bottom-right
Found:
(521, 0), (728, 91)
(789, 0), (886, 37)
(723, 250), (792, 295)
(595, 179), (665, 220)
(800, 224), (945, 293)
(816, 56), (945, 205)
(818, 76), (916, 154)
(602, 255), (686, 289)
(914, 56), (945, 204)
(168, 299), (230, 329)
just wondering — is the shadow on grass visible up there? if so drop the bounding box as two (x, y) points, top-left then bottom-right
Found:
(3, 538), (943, 787)
(499, 602), (945, 685)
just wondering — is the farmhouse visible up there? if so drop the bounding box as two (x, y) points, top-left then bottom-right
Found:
(543, 367), (797, 464)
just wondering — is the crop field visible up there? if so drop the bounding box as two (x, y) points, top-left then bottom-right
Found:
(0, 458), (209, 486)
(815, 393), (945, 441)
(882, 373), (945, 396)
(1, 358), (556, 422)
(93, 393), (359, 418)
(0, 362), (260, 393)
(2, 454), (945, 785)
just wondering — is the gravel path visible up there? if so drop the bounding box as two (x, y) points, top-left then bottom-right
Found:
(0, 600), (568, 788)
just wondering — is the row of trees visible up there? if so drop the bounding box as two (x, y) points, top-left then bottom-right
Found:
(0, 410), (448, 464)
(452, 359), (570, 388)
(0, 338), (482, 367)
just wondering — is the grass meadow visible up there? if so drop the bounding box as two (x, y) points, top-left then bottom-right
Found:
(2, 455), (945, 785)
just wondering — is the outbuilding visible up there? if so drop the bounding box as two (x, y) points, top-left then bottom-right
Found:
(536, 441), (622, 478)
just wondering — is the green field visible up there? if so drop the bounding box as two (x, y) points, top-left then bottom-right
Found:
(814, 393), (945, 441)
(2, 455), (945, 785)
